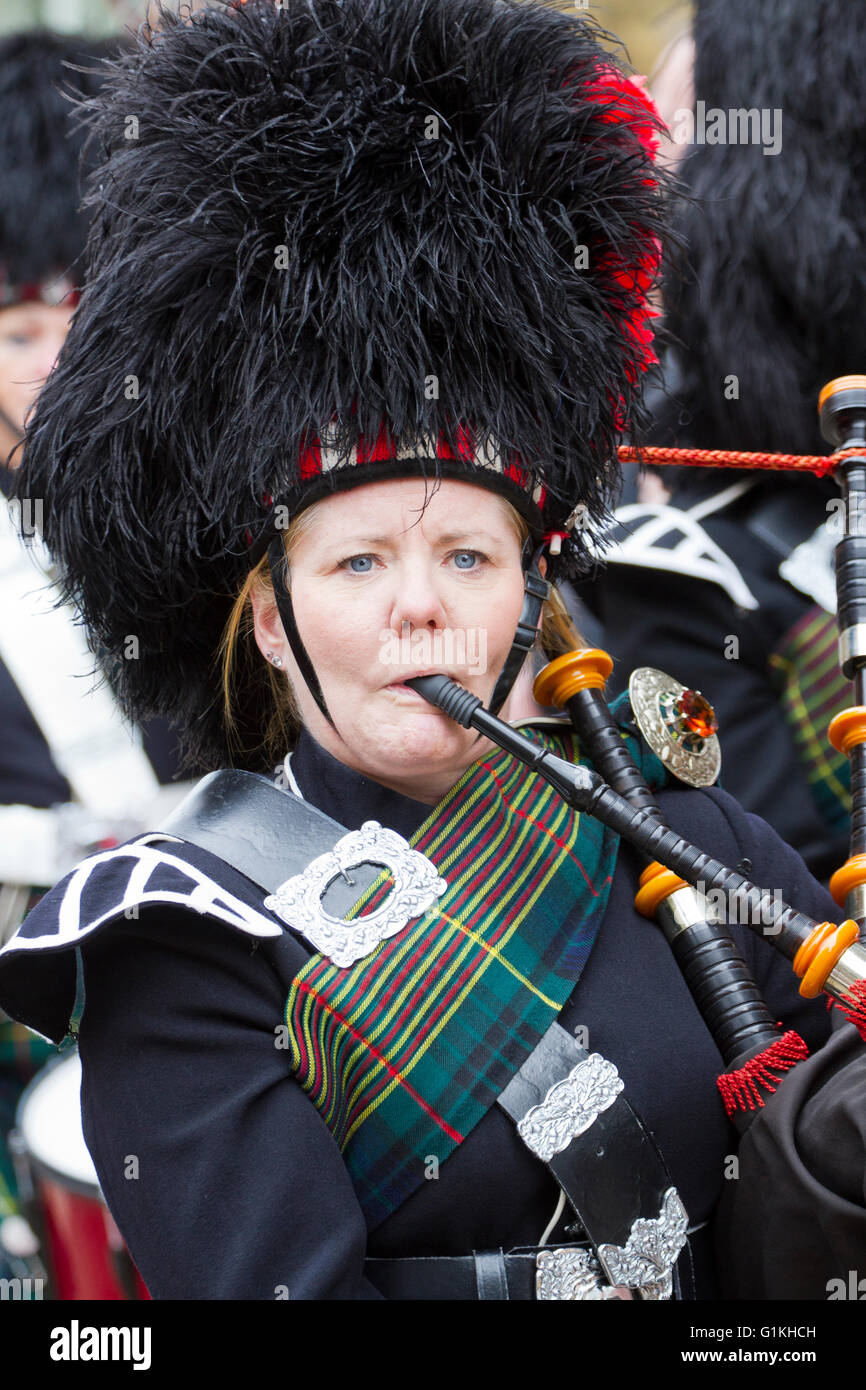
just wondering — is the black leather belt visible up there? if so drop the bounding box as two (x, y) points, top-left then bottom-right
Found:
(365, 1236), (699, 1301)
(365, 1246), (585, 1300)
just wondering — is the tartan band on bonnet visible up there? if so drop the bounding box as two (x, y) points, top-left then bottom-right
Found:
(247, 422), (549, 562)
(0, 276), (80, 311)
(296, 425), (546, 512)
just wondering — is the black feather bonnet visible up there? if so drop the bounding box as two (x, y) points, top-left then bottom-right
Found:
(0, 29), (118, 304)
(16, 0), (666, 769)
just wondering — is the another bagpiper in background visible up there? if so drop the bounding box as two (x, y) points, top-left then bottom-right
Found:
(583, 0), (866, 884)
(0, 22), (196, 1290)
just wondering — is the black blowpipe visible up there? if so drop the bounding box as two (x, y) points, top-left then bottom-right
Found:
(406, 674), (830, 970)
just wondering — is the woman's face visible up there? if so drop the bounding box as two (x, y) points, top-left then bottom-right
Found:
(254, 477), (528, 800)
(0, 303), (74, 467)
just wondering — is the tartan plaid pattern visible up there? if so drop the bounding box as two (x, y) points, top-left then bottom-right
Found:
(0, 1021), (59, 1213)
(295, 423), (547, 511)
(0, 885), (56, 1211)
(769, 605), (852, 834)
(285, 723), (664, 1229)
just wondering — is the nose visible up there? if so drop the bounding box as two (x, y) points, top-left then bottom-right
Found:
(388, 556), (449, 634)
(36, 330), (69, 381)
(18, 342), (65, 395)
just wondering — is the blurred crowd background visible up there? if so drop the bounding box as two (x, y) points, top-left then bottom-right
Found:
(0, 0), (691, 76)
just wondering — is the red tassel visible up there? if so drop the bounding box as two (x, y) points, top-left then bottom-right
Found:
(716, 1030), (809, 1118)
(834, 979), (866, 1042)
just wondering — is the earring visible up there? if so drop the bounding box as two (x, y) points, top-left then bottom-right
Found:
(266, 651), (283, 668)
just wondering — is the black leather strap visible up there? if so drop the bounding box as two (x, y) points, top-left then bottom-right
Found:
(364, 1241), (696, 1301)
(498, 1021), (688, 1294)
(268, 536), (334, 726)
(157, 768), (348, 894)
(489, 546), (549, 713)
(474, 1249), (509, 1300)
(365, 1249), (551, 1300)
(740, 484), (825, 562)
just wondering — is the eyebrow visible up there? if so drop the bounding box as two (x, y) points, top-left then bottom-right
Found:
(338, 530), (503, 548)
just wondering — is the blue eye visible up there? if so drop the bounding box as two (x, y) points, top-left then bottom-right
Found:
(344, 554), (374, 573)
(453, 550), (480, 569)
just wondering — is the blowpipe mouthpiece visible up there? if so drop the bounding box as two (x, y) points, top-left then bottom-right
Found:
(405, 674), (482, 726)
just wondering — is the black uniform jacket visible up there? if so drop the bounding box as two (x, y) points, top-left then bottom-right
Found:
(0, 726), (861, 1300)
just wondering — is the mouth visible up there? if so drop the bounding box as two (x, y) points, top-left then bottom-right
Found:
(383, 670), (461, 695)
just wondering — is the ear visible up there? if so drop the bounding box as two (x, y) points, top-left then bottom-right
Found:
(536, 554), (548, 630)
(249, 584), (287, 665)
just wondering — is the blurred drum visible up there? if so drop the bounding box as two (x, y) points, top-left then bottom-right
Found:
(14, 1050), (149, 1300)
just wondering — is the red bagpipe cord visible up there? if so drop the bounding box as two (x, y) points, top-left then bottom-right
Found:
(716, 1030), (810, 1118)
(617, 446), (866, 476)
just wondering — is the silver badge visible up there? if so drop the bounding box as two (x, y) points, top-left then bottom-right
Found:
(629, 666), (721, 787)
(517, 1053), (624, 1162)
(264, 820), (447, 968)
(597, 1187), (689, 1300)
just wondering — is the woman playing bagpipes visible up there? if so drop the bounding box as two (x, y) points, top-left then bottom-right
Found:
(0, 0), (862, 1300)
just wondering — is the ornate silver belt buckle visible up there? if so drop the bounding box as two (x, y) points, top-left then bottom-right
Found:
(536, 1247), (619, 1300)
(536, 1188), (689, 1301)
(597, 1188), (689, 1301)
(264, 820), (447, 968)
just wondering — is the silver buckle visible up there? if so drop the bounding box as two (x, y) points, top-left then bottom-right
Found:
(264, 821), (447, 968)
(598, 1188), (689, 1301)
(517, 1053), (624, 1161)
(536, 1248), (619, 1300)
(536, 1187), (689, 1301)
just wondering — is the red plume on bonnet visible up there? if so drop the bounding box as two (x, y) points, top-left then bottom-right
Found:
(585, 68), (662, 383)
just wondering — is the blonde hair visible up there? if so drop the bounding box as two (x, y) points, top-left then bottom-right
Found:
(220, 492), (582, 764)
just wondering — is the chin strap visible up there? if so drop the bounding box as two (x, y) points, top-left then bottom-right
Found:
(268, 536), (335, 728)
(489, 543), (549, 714)
(267, 534), (548, 727)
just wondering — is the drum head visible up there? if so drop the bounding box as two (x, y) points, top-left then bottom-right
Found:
(16, 1050), (100, 1193)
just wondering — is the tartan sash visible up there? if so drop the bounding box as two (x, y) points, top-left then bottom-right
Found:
(285, 721), (665, 1229)
(769, 604), (851, 834)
